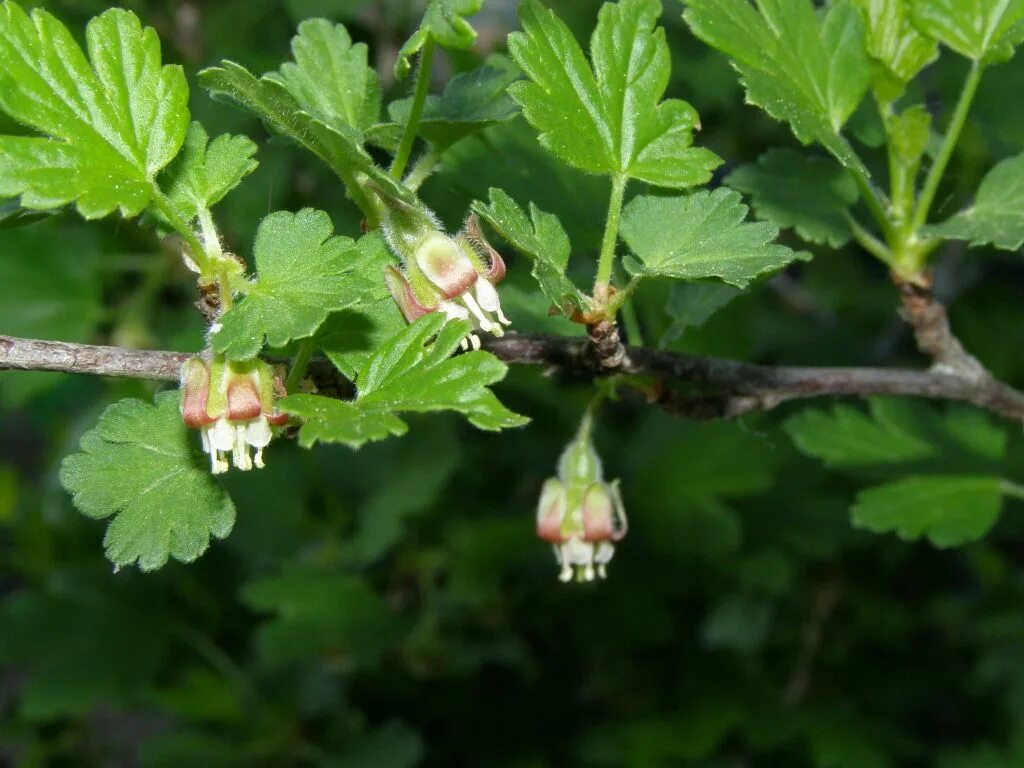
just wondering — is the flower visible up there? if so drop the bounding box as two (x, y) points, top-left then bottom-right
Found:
(536, 414), (627, 582)
(180, 356), (288, 474)
(379, 194), (509, 350)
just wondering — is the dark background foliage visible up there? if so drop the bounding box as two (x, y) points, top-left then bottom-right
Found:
(2, 1), (1024, 766)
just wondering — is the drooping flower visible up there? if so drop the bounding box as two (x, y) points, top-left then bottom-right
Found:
(536, 413), (627, 582)
(180, 356), (289, 474)
(379, 194), (509, 350)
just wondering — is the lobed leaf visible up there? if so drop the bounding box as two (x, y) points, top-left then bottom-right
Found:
(281, 315), (528, 448)
(471, 187), (584, 312)
(269, 18), (381, 135)
(726, 149), (859, 247)
(161, 122), (257, 223)
(852, 475), (1004, 547)
(199, 61), (412, 204)
(683, 0), (872, 173)
(620, 189), (807, 287)
(212, 209), (378, 360)
(910, 0), (1024, 63)
(59, 393), (236, 571)
(853, 0), (938, 100)
(925, 152), (1024, 251)
(0, 3), (189, 218)
(509, 0), (721, 187)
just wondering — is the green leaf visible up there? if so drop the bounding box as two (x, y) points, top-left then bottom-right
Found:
(281, 315), (528, 448)
(853, 0), (938, 99)
(925, 152), (1024, 250)
(508, 0), (721, 187)
(660, 282), (741, 347)
(395, 0), (483, 79)
(683, 0), (871, 173)
(471, 187), (584, 311)
(910, 0), (1024, 63)
(726, 149), (859, 247)
(199, 61), (412, 204)
(373, 57), (521, 152)
(59, 392), (236, 571)
(212, 209), (375, 360)
(852, 475), (1004, 546)
(785, 402), (936, 466)
(161, 122), (257, 222)
(269, 18), (381, 135)
(0, 4), (189, 218)
(620, 189), (807, 287)
(242, 566), (403, 666)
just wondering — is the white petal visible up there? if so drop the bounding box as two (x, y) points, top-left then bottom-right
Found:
(439, 300), (470, 322)
(208, 419), (235, 452)
(564, 537), (593, 566)
(461, 292), (495, 332)
(594, 542), (615, 564)
(474, 278), (501, 312)
(246, 416), (272, 448)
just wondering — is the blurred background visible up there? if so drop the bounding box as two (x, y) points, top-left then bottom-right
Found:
(2, 1), (1024, 765)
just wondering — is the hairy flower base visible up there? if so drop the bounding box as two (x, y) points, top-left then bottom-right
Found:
(181, 356), (287, 475)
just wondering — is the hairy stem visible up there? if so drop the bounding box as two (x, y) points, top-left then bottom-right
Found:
(390, 37), (436, 182)
(150, 189), (209, 271)
(911, 60), (984, 234)
(595, 174), (627, 298)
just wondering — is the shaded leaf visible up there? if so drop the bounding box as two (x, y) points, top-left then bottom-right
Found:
(621, 189), (806, 287)
(59, 393), (236, 571)
(395, 0), (482, 79)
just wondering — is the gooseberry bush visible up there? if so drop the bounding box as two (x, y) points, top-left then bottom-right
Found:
(3, 0), (1024, 764)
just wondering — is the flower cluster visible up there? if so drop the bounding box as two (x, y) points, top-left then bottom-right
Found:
(180, 356), (288, 474)
(536, 414), (627, 582)
(380, 195), (509, 350)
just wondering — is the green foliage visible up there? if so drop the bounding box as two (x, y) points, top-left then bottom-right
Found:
(281, 315), (528, 448)
(270, 18), (381, 135)
(162, 123), (258, 223)
(471, 187), (584, 311)
(787, 399), (1015, 546)
(509, 0), (721, 187)
(927, 152), (1024, 250)
(620, 189), (807, 287)
(0, 3), (188, 217)
(853, 0), (938, 99)
(726, 149), (860, 247)
(394, 0), (483, 79)
(660, 282), (742, 347)
(212, 209), (377, 359)
(683, 0), (871, 172)
(910, 0), (1024, 63)
(199, 61), (410, 205)
(60, 392), (236, 571)
(852, 475), (1004, 546)
(374, 57), (521, 152)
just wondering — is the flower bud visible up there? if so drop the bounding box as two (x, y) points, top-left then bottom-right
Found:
(179, 355), (288, 474)
(536, 414), (627, 582)
(377, 191), (509, 350)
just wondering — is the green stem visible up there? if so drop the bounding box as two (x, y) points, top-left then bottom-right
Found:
(911, 60), (984, 232)
(403, 149), (440, 192)
(341, 170), (379, 229)
(847, 161), (895, 245)
(595, 174), (627, 298)
(285, 338), (315, 393)
(845, 213), (893, 265)
(151, 189), (209, 271)
(390, 37), (435, 182)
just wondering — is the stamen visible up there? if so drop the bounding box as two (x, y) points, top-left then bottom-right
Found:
(461, 292), (495, 332)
